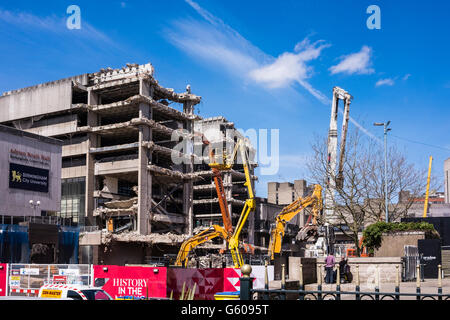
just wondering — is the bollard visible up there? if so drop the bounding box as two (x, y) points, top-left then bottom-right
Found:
(395, 265), (400, 300)
(240, 264), (253, 300)
(336, 264), (341, 300)
(355, 265), (360, 300)
(438, 264), (442, 300)
(299, 263), (304, 300)
(281, 264), (286, 300)
(416, 264), (421, 300)
(336, 264), (340, 284)
(317, 265), (322, 300)
(375, 265), (380, 300)
(264, 261), (269, 300)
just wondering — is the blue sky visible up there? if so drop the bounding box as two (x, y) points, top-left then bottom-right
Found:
(0, 0), (449, 197)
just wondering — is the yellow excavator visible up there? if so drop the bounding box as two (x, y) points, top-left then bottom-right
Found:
(175, 138), (255, 268)
(267, 184), (323, 260)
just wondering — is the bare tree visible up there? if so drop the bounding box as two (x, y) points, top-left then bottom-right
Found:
(307, 128), (433, 256)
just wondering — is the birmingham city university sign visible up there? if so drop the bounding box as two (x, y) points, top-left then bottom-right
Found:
(9, 148), (50, 193)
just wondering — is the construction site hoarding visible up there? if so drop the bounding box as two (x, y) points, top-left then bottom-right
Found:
(167, 268), (224, 300)
(1, 263), (274, 299)
(93, 265), (167, 299)
(0, 264), (6, 296)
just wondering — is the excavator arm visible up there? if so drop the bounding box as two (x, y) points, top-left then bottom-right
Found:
(175, 136), (254, 268)
(210, 138), (256, 268)
(175, 225), (229, 267)
(268, 184), (322, 260)
(227, 140), (255, 268)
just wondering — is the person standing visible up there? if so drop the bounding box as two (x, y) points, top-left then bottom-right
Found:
(324, 252), (335, 284)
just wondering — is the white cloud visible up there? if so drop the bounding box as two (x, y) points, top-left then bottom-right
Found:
(402, 73), (411, 81)
(168, 0), (329, 103)
(0, 9), (113, 44)
(248, 39), (330, 91)
(168, 0), (381, 144)
(329, 45), (375, 75)
(375, 78), (395, 87)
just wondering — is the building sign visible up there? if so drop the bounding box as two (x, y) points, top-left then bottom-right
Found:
(9, 276), (20, 289)
(52, 275), (67, 284)
(9, 149), (51, 168)
(9, 163), (49, 193)
(94, 266), (167, 299)
(19, 268), (40, 276)
(41, 289), (62, 298)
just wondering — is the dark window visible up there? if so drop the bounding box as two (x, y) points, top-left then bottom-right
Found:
(81, 289), (112, 300)
(67, 290), (83, 300)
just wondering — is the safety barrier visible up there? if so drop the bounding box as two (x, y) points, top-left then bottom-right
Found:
(7, 264), (92, 296)
(240, 262), (450, 301)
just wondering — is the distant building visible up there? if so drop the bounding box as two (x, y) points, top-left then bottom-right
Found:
(268, 179), (312, 205)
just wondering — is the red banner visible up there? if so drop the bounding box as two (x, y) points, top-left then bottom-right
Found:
(0, 264), (6, 296)
(93, 265), (167, 299)
(166, 268), (224, 300)
(93, 266), (269, 300)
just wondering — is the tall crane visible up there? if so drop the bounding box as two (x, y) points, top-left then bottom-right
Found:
(267, 184), (323, 260)
(423, 156), (433, 218)
(323, 87), (352, 254)
(175, 137), (255, 268)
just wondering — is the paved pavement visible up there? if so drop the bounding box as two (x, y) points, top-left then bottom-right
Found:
(301, 279), (450, 300)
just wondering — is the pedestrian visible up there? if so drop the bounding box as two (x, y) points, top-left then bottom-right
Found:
(339, 256), (348, 283)
(324, 252), (335, 284)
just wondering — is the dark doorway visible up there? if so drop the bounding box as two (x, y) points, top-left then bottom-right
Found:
(418, 239), (442, 278)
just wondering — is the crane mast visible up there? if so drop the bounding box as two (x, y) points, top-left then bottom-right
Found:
(323, 86), (352, 254)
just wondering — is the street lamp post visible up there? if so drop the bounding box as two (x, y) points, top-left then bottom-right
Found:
(29, 200), (41, 222)
(373, 121), (391, 223)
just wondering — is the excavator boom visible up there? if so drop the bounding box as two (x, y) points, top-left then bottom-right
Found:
(175, 137), (254, 268)
(268, 184), (322, 260)
(175, 225), (229, 267)
(227, 139), (256, 268)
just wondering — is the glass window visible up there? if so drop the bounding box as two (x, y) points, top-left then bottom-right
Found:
(81, 290), (112, 300)
(58, 177), (86, 225)
(67, 290), (83, 300)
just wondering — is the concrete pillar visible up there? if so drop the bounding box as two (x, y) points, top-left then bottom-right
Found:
(445, 158), (450, 204)
(85, 90), (100, 226)
(183, 101), (194, 115)
(183, 116), (194, 235)
(139, 78), (153, 98)
(225, 172), (233, 223)
(138, 102), (152, 235)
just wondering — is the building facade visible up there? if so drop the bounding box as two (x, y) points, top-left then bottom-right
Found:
(0, 63), (262, 264)
(0, 125), (62, 219)
(0, 63), (202, 237)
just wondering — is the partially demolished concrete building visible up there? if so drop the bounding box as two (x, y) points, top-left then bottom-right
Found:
(0, 62), (259, 265)
(193, 117), (257, 230)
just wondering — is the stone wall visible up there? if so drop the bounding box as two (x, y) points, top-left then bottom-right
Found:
(288, 257), (317, 284)
(316, 257), (402, 284)
(374, 231), (425, 257)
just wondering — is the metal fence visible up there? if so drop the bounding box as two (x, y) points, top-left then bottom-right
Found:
(7, 264), (92, 296)
(403, 245), (420, 281)
(239, 263), (450, 301)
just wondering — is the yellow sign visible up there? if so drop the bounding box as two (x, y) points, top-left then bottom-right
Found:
(41, 290), (62, 298)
